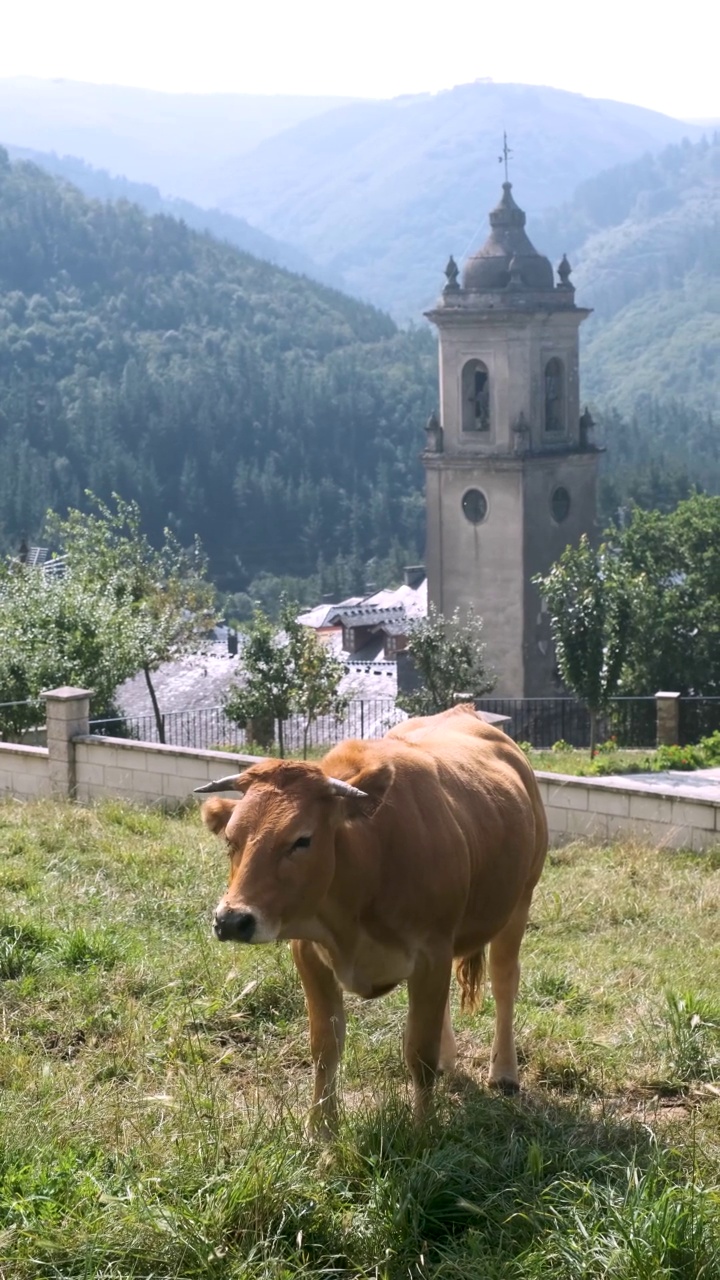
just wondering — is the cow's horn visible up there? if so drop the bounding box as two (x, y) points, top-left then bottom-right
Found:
(194, 774), (244, 794)
(327, 776), (369, 799)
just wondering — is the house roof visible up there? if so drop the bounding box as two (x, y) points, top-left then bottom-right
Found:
(296, 596), (363, 629)
(364, 578), (427, 618)
(327, 603), (407, 629)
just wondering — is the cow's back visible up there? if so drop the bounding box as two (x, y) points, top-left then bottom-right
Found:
(324, 707), (547, 952)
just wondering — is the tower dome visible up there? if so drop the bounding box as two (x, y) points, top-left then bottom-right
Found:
(462, 182), (554, 292)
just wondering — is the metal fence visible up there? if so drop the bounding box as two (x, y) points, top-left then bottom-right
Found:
(678, 698), (720, 746)
(0, 698), (42, 743)
(89, 698), (405, 752)
(475, 697), (658, 750)
(89, 695), (663, 753)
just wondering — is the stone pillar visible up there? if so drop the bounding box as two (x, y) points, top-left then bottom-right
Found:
(655, 691), (680, 748)
(43, 686), (92, 798)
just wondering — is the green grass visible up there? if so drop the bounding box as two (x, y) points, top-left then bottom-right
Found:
(1, 800), (719, 1277)
(526, 729), (720, 776)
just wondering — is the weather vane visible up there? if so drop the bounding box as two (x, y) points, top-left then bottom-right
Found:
(498, 132), (513, 182)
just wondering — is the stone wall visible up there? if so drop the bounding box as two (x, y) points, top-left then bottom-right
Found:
(73, 735), (255, 806)
(536, 772), (720, 852)
(0, 687), (717, 853)
(0, 742), (50, 800)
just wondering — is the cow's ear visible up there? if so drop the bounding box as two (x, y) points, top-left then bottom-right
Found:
(342, 760), (395, 820)
(201, 797), (241, 835)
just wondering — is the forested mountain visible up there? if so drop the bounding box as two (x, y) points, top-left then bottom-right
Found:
(215, 81), (700, 318)
(6, 145), (334, 286)
(0, 78), (699, 324)
(534, 134), (720, 414)
(0, 145), (716, 607)
(0, 78), (354, 203)
(596, 399), (719, 523)
(0, 151), (435, 589)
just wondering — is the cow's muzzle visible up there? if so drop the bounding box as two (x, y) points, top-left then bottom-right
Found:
(213, 905), (257, 943)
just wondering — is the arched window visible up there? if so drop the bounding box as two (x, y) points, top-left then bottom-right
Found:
(461, 360), (490, 433)
(544, 358), (565, 433)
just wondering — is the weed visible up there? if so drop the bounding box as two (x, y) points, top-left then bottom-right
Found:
(655, 990), (720, 1087)
(0, 916), (55, 979)
(57, 927), (123, 970)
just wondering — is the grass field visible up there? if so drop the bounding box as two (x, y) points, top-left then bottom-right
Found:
(1, 799), (719, 1278)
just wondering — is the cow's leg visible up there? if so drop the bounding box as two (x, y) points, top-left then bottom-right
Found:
(438, 995), (457, 1074)
(291, 940), (346, 1137)
(404, 949), (453, 1120)
(487, 894), (532, 1091)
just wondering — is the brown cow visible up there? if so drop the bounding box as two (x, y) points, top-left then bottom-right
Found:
(196, 705), (547, 1133)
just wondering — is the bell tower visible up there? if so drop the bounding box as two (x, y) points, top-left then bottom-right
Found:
(423, 180), (600, 696)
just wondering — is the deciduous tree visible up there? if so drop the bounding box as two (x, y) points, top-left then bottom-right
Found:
(396, 605), (494, 718)
(534, 535), (635, 756)
(0, 560), (137, 739)
(223, 600), (346, 757)
(49, 493), (216, 741)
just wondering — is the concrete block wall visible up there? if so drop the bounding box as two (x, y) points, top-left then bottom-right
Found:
(0, 688), (718, 853)
(73, 736), (256, 806)
(535, 772), (720, 852)
(0, 742), (50, 800)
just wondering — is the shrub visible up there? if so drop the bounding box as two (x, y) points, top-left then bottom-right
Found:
(698, 729), (720, 764)
(653, 743), (705, 771)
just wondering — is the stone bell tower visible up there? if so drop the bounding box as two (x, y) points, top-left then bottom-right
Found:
(423, 179), (600, 696)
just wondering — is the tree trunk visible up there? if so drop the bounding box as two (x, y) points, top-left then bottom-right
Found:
(143, 664), (165, 744)
(589, 709), (597, 759)
(278, 718), (285, 759)
(303, 718), (310, 760)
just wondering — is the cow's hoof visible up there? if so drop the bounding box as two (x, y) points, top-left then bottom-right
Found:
(489, 1076), (520, 1095)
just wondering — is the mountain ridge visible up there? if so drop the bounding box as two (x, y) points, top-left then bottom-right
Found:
(4, 144), (338, 287)
(213, 80), (703, 317)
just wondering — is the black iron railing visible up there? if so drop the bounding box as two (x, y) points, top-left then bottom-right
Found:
(89, 699), (404, 752)
(475, 697), (657, 750)
(89, 695), (665, 753)
(678, 698), (720, 746)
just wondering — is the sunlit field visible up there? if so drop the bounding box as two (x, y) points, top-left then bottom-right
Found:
(1, 799), (719, 1278)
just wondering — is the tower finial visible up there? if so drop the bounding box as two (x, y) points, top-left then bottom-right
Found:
(498, 131), (512, 183)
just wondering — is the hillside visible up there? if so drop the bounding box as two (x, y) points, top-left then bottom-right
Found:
(214, 81), (701, 318)
(5, 145), (335, 287)
(533, 134), (720, 414)
(0, 78), (355, 203)
(0, 152), (435, 589)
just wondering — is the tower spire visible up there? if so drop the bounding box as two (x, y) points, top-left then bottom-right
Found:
(498, 131), (512, 183)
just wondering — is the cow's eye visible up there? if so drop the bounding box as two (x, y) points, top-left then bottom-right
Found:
(291, 835), (312, 851)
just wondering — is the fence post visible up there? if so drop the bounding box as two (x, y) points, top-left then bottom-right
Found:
(655, 691), (680, 747)
(43, 686), (92, 799)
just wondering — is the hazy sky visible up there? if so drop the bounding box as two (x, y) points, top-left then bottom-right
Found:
(2, 0), (716, 121)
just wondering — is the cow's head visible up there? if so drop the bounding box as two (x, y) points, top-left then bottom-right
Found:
(196, 757), (393, 944)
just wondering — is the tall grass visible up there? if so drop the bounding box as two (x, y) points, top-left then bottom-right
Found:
(0, 801), (718, 1277)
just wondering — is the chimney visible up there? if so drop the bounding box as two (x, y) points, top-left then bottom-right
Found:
(403, 565), (425, 590)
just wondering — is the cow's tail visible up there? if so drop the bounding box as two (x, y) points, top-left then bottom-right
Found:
(455, 948), (486, 1013)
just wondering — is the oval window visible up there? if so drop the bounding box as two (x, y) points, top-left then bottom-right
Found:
(551, 486), (571, 523)
(462, 489), (488, 524)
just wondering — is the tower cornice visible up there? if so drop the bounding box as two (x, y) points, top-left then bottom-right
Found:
(425, 302), (592, 326)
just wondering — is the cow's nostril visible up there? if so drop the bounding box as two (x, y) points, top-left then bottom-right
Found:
(214, 908), (256, 943)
